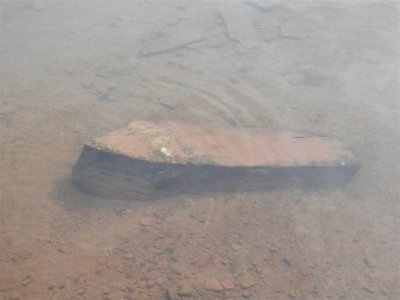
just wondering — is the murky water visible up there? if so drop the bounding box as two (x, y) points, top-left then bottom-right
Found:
(1, 1), (399, 299)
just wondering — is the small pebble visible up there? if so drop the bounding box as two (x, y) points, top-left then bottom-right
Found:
(178, 281), (193, 297)
(231, 243), (242, 251)
(58, 283), (66, 289)
(242, 291), (252, 298)
(364, 257), (377, 268)
(239, 274), (256, 289)
(21, 276), (31, 286)
(124, 253), (134, 260)
(204, 278), (224, 292)
(269, 246), (279, 253)
(138, 280), (147, 289)
(147, 279), (155, 288)
(221, 278), (235, 290)
(155, 277), (164, 286)
(139, 217), (154, 226)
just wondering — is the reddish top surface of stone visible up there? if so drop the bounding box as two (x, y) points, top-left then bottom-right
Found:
(89, 120), (356, 167)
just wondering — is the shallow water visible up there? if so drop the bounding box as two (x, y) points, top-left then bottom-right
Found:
(1, 1), (399, 299)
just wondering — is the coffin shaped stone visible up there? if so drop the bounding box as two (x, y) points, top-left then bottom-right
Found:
(71, 120), (360, 200)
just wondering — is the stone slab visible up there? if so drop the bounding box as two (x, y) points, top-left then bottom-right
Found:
(71, 120), (360, 200)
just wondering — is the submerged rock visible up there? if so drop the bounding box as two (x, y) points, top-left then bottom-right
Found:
(72, 120), (360, 200)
